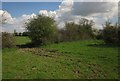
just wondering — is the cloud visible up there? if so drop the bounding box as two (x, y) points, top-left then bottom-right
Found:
(1, 10), (36, 32)
(73, 0), (119, 2)
(0, 10), (14, 24)
(55, 0), (118, 29)
(72, 2), (116, 16)
(38, 0), (118, 29)
(12, 13), (37, 32)
(39, 10), (56, 18)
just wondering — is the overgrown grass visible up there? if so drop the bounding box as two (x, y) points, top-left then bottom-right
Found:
(2, 36), (119, 79)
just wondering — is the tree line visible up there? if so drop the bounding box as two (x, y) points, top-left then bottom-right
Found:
(2, 15), (120, 48)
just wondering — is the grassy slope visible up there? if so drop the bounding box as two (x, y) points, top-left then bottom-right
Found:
(2, 36), (119, 79)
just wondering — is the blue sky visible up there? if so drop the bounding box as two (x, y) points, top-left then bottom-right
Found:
(2, 2), (61, 17)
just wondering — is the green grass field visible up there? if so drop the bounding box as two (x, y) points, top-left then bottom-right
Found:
(2, 36), (119, 79)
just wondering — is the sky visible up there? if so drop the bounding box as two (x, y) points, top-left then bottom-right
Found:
(0, 0), (119, 33)
(2, 2), (61, 17)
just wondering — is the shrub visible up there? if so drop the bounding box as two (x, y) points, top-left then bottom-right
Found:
(93, 29), (103, 40)
(63, 22), (79, 41)
(22, 32), (28, 36)
(118, 25), (120, 43)
(102, 21), (119, 44)
(59, 18), (94, 42)
(25, 15), (57, 45)
(2, 32), (15, 48)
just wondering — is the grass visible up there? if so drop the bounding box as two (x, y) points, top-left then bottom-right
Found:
(14, 36), (31, 45)
(2, 36), (119, 79)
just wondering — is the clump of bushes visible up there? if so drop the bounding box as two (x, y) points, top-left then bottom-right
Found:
(22, 32), (29, 36)
(58, 18), (95, 42)
(25, 14), (120, 46)
(2, 32), (15, 48)
(102, 21), (120, 45)
(25, 16), (95, 44)
(25, 15), (57, 45)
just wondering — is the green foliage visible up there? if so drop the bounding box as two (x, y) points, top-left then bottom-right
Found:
(59, 18), (94, 42)
(22, 32), (28, 36)
(102, 21), (119, 44)
(2, 32), (15, 48)
(25, 15), (57, 45)
(77, 18), (94, 39)
(18, 32), (22, 36)
(118, 25), (120, 43)
(94, 29), (103, 40)
(61, 22), (79, 41)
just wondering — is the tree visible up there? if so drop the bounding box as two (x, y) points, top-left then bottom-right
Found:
(22, 32), (28, 36)
(25, 15), (57, 45)
(65, 22), (79, 41)
(57, 22), (81, 42)
(14, 29), (18, 36)
(78, 18), (94, 39)
(102, 21), (119, 44)
(118, 24), (120, 44)
(60, 18), (94, 41)
(18, 32), (22, 36)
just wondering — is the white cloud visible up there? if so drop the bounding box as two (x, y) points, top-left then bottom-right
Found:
(39, 0), (118, 30)
(39, 10), (48, 16)
(39, 10), (56, 18)
(55, 0), (118, 29)
(1, 10), (37, 32)
(12, 13), (37, 32)
(73, 0), (119, 2)
(0, 10), (14, 24)
(38, 0), (118, 29)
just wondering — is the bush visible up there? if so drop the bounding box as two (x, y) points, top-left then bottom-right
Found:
(77, 19), (94, 39)
(2, 32), (15, 48)
(118, 25), (120, 43)
(102, 21), (119, 44)
(93, 29), (103, 40)
(62, 22), (79, 41)
(25, 15), (57, 45)
(22, 32), (28, 36)
(59, 18), (94, 42)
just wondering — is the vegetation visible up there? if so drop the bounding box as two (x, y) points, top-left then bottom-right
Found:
(58, 18), (94, 42)
(14, 29), (28, 36)
(2, 32), (15, 48)
(25, 15), (57, 45)
(14, 36), (31, 45)
(22, 32), (29, 36)
(13, 17), (120, 46)
(2, 36), (119, 79)
(102, 21), (120, 45)
(2, 14), (119, 79)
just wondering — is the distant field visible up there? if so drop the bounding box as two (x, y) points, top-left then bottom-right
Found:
(2, 36), (119, 79)
(14, 36), (31, 45)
